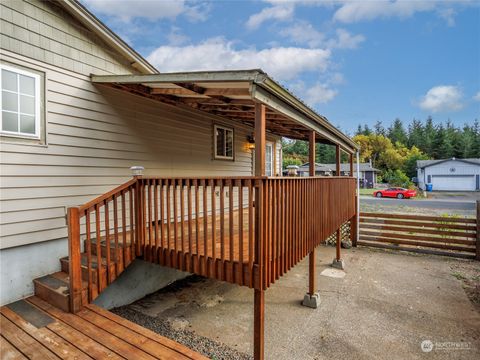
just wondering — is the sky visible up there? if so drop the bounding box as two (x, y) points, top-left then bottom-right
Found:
(81, 0), (480, 135)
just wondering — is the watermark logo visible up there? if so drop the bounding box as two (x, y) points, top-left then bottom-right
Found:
(421, 340), (472, 352)
(421, 340), (434, 353)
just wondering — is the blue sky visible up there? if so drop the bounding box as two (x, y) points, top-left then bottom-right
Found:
(82, 0), (480, 135)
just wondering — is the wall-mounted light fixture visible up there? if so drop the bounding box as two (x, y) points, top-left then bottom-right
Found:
(247, 134), (255, 150)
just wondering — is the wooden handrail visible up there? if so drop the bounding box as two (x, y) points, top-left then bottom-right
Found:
(67, 175), (357, 311)
(78, 178), (137, 213)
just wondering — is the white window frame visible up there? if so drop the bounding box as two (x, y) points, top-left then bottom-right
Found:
(265, 142), (274, 176)
(0, 64), (41, 139)
(214, 124), (234, 160)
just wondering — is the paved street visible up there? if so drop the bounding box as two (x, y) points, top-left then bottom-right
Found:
(360, 196), (476, 211)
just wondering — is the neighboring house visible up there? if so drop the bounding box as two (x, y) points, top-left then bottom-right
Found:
(297, 162), (379, 188)
(417, 158), (480, 191)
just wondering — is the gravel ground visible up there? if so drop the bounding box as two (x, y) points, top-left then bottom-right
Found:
(111, 276), (252, 360)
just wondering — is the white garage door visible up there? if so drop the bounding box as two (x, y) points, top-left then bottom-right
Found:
(432, 175), (476, 191)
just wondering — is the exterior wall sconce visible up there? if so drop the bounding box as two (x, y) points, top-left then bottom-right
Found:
(286, 165), (299, 177)
(247, 135), (255, 150)
(130, 165), (144, 176)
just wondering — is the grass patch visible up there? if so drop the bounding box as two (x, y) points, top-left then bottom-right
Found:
(451, 272), (467, 280)
(359, 188), (379, 195)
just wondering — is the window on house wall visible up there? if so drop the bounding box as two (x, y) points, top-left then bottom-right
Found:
(1, 65), (41, 139)
(214, 125), (234, 160)
(266, 142), (273, 176)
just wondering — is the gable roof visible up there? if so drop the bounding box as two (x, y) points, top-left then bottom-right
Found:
(417, 158), (480, 169)
(58, 0), (158, 74)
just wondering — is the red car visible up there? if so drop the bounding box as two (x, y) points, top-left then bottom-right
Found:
(373, 187), (416, 199)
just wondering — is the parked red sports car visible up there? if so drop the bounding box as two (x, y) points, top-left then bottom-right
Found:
(373, 188), (416, 199)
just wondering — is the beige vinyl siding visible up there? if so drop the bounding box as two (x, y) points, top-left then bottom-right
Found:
(0, 0), (136, 76)
(0, 49), (268, 249)
(0, 0), (282, 250)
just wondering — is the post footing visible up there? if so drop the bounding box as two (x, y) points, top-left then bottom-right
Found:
(331, 258), (345, 270)
(302, 293), (320, 309)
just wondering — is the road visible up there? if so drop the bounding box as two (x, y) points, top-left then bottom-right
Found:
(360, 196), (476, 210)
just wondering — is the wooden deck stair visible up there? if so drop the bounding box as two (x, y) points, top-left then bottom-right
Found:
(33, 236), (132, 312)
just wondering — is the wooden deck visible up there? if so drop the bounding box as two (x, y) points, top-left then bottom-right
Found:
(0, 296), (207, 360)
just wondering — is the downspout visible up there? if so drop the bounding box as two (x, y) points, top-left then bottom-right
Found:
(356, 151), (360, 246)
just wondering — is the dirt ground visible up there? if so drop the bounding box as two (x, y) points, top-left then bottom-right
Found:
(113, 246), (480, 360)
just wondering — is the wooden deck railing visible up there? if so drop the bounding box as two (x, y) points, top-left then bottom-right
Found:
(67, 176), (356, 312)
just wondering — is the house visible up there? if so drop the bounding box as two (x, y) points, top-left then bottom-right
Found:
(417, 158), (480, 191)
(0, 1), (358, 359)
(297, 162), (379, 188)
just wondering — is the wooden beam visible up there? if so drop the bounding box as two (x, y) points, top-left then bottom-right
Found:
(254, 289), (265, 360)
(349, 153), (354, 176)
(254, 102), (266, 360)
(255, 103), (266, 176)
(150, 87), (201, 96)
(308, 131), (316, 296)
(336, 144), (341, 261)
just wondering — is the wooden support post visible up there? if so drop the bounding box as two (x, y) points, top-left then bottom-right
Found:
(67, 207), (82, 313)
(349, 153), (357, 247)
(349, 153), (354, 177)
(308, 131), (316, 296)
(476, 200), (480, 261)
(254, 289), (265, 360)
(336, 145), (341, 261)
(135, 177), (144, 257)
(255, 103), (266, 177)
(254, 102), (266, 360)
(351, 194), (358, 247)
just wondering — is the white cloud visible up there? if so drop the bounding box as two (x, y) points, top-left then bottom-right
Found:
(280, 22), (365, 50)
(473, 92), (480, 101)
(166, 26), (189, 45)
(279, 21), (325, 47)
(291, 80), (338, 105)
(333, 1), (437, 23)
(419, 85), (464, 112)
(147, 37), (331, 81)
(305, 83), (338, 104)
(82, 0), (209, 22)
(438, 8), (456, 27)
(327, 29), (365, 49)
(246, 2), (295, 29)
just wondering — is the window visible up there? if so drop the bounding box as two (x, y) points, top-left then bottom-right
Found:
(1, 65), (40, 138)
(214, 125), (234, 160)
(265, 142), (273, 176)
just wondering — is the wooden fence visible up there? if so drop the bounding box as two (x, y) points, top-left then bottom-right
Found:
(357, 205), (479, 260)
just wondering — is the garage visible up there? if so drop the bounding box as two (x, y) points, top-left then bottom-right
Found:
(417, 158), (480, 191)
(431, 175), (476, 191)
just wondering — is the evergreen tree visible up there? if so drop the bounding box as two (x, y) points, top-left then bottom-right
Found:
(374, 121), (386, 136)
(388, 118), (408, 145)
(407, 119), (424, 149)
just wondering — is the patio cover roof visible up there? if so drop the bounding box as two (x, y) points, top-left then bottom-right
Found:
(91, 69), (358, 153)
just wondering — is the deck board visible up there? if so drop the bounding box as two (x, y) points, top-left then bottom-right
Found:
(0, 297), (207, 360)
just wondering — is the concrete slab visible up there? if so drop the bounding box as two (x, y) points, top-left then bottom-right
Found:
(115, 246), (480, 360)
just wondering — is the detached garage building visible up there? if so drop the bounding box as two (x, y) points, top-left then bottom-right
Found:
(417, 158), (480, 191)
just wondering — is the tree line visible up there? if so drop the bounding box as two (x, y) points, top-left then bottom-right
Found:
(355, 117), (480, 160)
(283, 117), (480, 187)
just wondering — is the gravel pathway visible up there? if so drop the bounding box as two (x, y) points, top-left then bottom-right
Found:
(111, 290), (252, 360)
